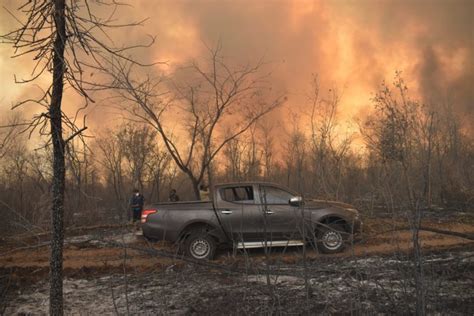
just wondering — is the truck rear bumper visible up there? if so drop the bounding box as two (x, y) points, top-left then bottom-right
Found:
(142, 222), (179, 242)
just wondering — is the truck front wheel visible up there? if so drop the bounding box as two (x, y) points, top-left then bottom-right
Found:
(316, 224), (346, 254)
(185, 231), (216, 260)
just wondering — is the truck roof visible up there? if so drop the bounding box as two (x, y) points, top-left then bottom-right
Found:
(213, 182), (298, 194)
(215, 181), (283, 187)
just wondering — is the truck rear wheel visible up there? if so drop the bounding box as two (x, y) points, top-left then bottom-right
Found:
(185, 231), (216, 260)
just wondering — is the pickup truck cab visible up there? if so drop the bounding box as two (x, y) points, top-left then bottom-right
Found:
(142, 182), (361, 260)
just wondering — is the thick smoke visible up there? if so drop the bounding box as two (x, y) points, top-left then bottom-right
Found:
(110, 0), (474, 128)
(0, 0), (472, 132)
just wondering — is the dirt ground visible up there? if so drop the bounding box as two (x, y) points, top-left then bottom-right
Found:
(1, 215), (473, 314)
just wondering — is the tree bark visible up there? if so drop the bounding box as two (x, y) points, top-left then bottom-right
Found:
(49, 0), (66, 315)
(191, 177), (201, 200)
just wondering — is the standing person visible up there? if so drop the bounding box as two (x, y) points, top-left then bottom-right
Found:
(199, 184), (210, 200)
(168, 189), (180, 202)
(130, 189), (145, 224)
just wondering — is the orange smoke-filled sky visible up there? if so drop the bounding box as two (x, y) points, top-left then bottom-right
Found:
(0, 0), (472, 137)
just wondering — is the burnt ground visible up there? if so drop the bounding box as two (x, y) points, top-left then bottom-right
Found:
(0, 215), (473, 315)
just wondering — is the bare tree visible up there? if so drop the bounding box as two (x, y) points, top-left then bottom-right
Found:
(242, 125), (262, 180)
(1, 1), (153, 313)
(145, 144), (172, 202)
(65, 138), (101, 225)
(112, 43), (285, 199)
(284, 115), (307, 192)
(362, 72), (428, 314)
(223, 136), (244, 181)
(2, 139), (29, 218)
(259, 121), (275, 181)
(96, 123), (172, 219)
(0, 114), (22, 160)
(221, 121), (274, 182)
(307, 76), (353, 200)
(116, 123), (157, 191)
(96, 129), (127, 218)
(432, 103), (473, 209)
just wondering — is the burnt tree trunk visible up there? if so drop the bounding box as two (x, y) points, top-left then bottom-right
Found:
(49, 0), (66, 315)
(191, 177), (201, 200)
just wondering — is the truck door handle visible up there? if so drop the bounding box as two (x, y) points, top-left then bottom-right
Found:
(221, 210), (233, 215)
(265, 210), (274, 215)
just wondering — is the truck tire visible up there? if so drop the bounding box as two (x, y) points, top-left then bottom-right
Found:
(316, 223), (346, 254)
(185, 231), (216, 260)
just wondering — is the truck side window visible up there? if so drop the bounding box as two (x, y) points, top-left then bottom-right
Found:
(261, 186), (293, 204)
(220, 186), (254, 203)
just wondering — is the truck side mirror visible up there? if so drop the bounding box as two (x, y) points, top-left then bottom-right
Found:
(289, 196), (304, 207)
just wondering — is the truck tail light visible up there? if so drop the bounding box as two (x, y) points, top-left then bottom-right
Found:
(141, 209), (157, 223)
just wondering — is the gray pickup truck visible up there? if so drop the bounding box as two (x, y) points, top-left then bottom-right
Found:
(141, 182), (361, 260)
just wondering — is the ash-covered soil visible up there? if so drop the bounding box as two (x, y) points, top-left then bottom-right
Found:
(2, 249), (473, 315)
(1, 217), (473, 314)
